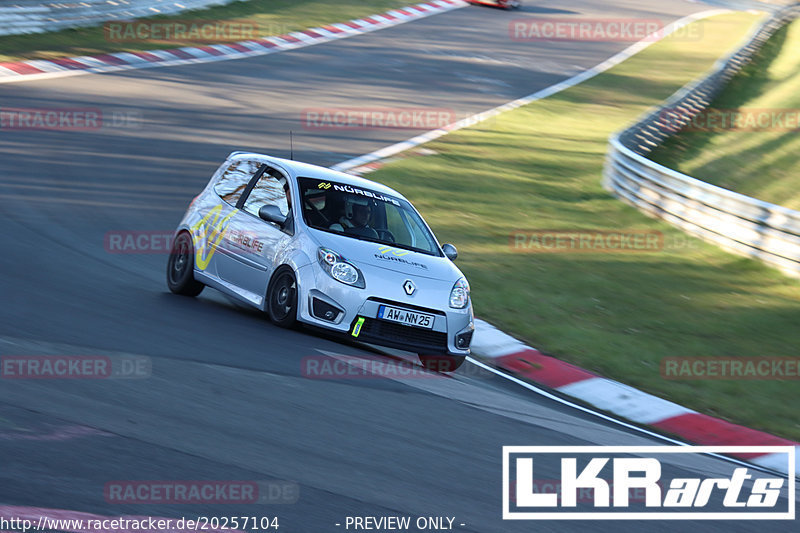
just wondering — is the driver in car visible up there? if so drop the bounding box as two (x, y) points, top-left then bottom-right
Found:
(329, 196), (379, 239)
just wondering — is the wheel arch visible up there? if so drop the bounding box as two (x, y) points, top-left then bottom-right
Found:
(266, 249), (313, 297)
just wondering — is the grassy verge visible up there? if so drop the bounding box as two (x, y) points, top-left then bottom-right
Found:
(650, 20), (800, 210)
(0, 0), (412, 63)
(368, 13), (800, 441)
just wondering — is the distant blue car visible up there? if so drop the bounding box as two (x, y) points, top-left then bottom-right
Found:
(167, 152), (474, 371)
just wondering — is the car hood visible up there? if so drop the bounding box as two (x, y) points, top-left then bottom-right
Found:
(308, 229), (461, 282)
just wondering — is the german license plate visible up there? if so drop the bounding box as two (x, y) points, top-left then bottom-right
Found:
(377, 305), (435, 329)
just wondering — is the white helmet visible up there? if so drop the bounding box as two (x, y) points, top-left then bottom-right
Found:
(344, 196), (373, 222)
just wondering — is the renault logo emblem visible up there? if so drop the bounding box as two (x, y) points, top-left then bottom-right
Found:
(403, 280), (416, 296)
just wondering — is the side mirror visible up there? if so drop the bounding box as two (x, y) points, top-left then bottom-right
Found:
(442, 243), (458, 261)
(258, 204), (287, 227)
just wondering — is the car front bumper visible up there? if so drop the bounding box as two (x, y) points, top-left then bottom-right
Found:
(295, 263), (473, 356)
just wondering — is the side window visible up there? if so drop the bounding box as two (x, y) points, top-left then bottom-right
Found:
(214, 160), (261, 206)
(242, 170), (289, 218)
(386, 206), (411, 244)
(408, 215), (432, 249)
(386, 207), (435, 250)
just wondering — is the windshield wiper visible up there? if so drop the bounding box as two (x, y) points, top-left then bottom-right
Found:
(310, 225), (436, 256)
(347, 233), (436, 256)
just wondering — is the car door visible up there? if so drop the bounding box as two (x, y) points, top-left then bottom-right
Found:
(216, 164), (293, 303)
(192, 158), (262, 280)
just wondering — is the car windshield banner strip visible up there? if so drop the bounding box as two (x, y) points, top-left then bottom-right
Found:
(306, 178), (401, 207)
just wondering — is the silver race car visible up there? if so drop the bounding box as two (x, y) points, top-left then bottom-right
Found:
(167, 151), (474, 371)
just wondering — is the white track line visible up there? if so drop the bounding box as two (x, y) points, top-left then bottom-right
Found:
(331, 9), (733, 172)
(326, 6), (795, 478)
(0, 1), (468, 85)
(465, 356), (793, 478)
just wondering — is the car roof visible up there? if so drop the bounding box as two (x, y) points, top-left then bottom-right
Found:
(228, 151), (407, 201)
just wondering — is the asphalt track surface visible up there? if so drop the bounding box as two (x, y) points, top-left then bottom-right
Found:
(0, 1), (796, 531)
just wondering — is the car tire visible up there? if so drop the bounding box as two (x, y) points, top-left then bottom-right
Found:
(166, 231), (204, 297)
(419, 354), (466, 372)
(267, 267), (298, 328)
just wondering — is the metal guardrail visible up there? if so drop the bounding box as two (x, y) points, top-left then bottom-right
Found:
(0, 0), (235, 36)
(603, 4), (800, 278)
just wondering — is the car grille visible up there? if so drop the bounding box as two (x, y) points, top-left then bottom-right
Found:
(358, 318), (448, 354)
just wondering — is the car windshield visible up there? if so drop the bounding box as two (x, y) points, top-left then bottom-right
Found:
(298, 177), (440, 256)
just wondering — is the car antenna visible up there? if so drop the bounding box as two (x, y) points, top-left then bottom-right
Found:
(290, 131), (294, 160)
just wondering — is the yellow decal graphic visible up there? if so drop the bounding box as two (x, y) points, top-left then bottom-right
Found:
(352, 317), (365, 338)
(190, 205), (237, 270)
(318, 182), (332, 189)
(378, 246), (410, 257)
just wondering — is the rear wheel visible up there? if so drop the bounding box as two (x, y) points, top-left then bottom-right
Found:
(166, 231), (204, 296)
(419, 354), (466, 372)
(267, 267), (298, 328)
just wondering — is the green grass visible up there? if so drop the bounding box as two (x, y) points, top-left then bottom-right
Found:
(0, 0), (412, 63)
(368, 13), (800, 441)
(651, 20), (800, 210)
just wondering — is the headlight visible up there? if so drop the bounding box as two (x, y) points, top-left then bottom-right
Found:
(318, 248), (365, 288)
(449, 277), (470, 309)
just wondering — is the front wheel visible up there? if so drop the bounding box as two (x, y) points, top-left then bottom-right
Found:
(267, 267), (298, 328)
(166, 231), (204, 296)
(419, 354), (466, 372)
